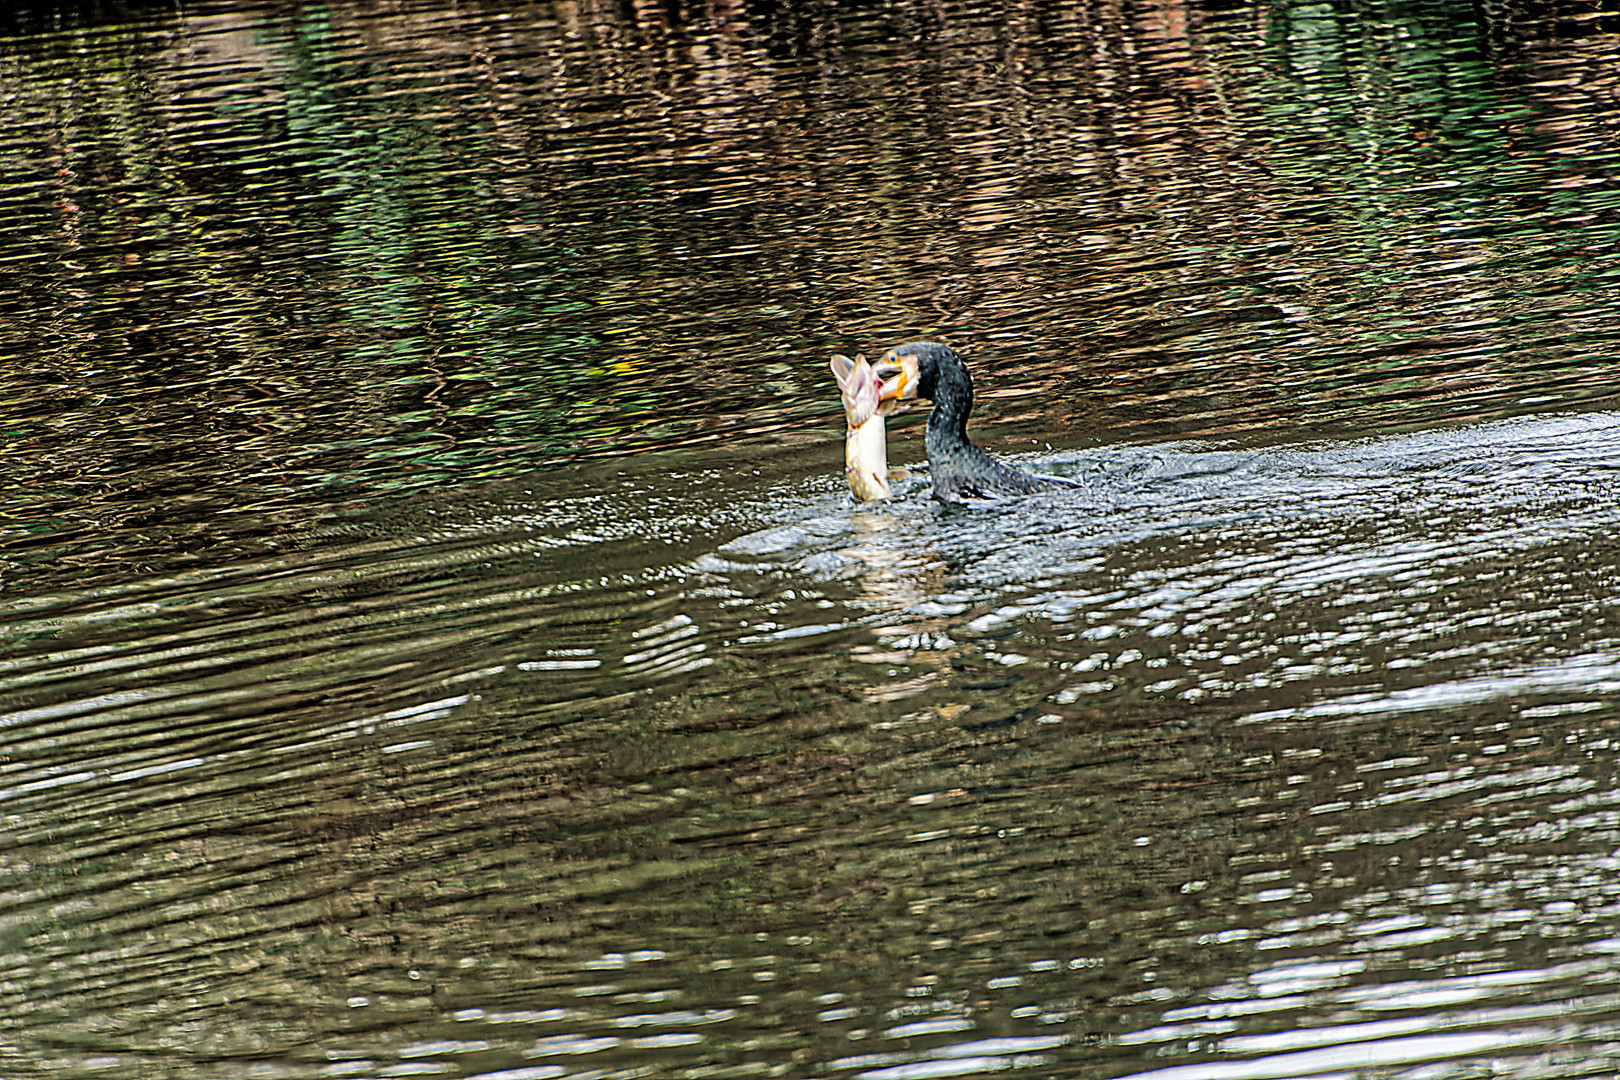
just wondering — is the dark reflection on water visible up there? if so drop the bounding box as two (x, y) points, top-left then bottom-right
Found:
(5, 0), (1620, 1078)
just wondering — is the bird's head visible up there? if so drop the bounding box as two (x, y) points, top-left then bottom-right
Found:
(874, 341), (970, 407)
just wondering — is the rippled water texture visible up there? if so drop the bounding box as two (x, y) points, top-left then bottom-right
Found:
(5, 1), (1620, 1078)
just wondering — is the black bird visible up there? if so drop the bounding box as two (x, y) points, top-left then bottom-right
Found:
(875, 341), (1078, 503)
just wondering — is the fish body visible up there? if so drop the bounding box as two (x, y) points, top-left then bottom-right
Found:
(830, 354), (894, 501)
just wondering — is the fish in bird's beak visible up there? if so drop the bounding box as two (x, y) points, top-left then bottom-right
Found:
(831, 353), (885, 427)
(830, 353), (895, 501)
(874, 352), (921, 403)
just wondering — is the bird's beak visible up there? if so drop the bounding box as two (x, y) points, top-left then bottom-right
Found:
(874, 354), (920, 403)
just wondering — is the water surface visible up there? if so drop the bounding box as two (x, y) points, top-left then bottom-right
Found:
(4, 1), (1620, 1078)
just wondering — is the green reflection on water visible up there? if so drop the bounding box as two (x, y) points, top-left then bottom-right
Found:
(4, 0), (1618, 527)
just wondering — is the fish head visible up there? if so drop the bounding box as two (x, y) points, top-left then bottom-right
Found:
(830, 353), (887, 427)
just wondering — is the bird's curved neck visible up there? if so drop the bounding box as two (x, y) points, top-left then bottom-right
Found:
(924, 360), (976, 456)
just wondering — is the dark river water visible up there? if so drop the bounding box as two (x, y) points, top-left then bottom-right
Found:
(5, 1), (1620, 1078)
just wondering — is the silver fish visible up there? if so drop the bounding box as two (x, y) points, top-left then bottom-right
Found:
(830, 353), (895, 501)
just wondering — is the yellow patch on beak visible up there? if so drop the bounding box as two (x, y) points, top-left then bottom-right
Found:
(875, 354), (919, 402)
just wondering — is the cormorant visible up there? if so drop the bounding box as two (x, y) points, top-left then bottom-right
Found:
(875, 341), (1077, 503)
